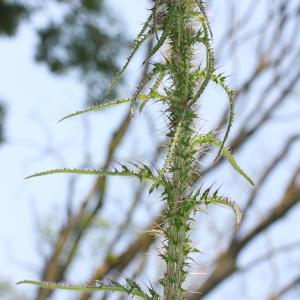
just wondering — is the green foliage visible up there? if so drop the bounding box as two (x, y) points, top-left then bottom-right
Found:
(0, 0), (28, 36)
(35, 0), (126, 103)
(21, 0), (254, 299)
(81, 0), (103, 12)
(0, 0), (125, 104)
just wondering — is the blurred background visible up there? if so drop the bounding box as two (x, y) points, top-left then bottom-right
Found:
(0, 0), (300, 299)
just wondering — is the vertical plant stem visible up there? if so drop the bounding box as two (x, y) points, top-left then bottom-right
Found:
(162, 1), (197, 299)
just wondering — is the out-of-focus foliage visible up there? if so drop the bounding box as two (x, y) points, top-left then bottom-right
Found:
(0, 0), (28, 144)
(0, 0), (126, 104)
(0, 0), (28, 36)
(35, 0), (126, 103)
(0, 0), (127, 145)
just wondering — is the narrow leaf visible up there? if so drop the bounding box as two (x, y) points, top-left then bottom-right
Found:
(193, 134), (254, 185)
(17, 280), (152, 299)
(193, 13), (215, 102)
(159, 121), (183, 178)
(204, 196), (242, 228)
(59, 95), (150, 122)
(105, 14), (154, 97)
(26, 164), (160, 184)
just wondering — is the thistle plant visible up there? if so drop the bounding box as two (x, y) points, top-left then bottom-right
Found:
(18, 1), (253, 299)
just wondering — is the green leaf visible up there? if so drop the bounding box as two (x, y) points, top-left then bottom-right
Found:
(203, 195), (242, 228)
(212, 74), (235, 160)
(193, 11), (215, 102)
(196, 1), (213, 38)
(25, 168), (117, 179)
(193, 134), (254, 185)
(158, 121), (183, 178)
(130, 63), (167, 118)
(142, 27), (169, 65)
(59, 95), (151, 122)
(194, 69), (235, 162)
(17, 280), (154, 299)
(105, 13), (154, 97)
(26, 164), (160, 183)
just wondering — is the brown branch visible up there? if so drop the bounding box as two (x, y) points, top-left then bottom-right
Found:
(267, 275), (300, 300)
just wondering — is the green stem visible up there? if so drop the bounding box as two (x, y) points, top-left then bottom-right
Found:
(161, 1), (197, 299)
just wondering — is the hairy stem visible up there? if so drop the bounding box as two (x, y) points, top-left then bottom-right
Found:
(161, 1), (197, 299)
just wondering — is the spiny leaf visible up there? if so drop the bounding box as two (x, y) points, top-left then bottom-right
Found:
(142, 26), (170, 65)
(193, 12), (215, 102)
(25, 168), (107, 179)
(17, 280), (154, 299)
(213, 74), (235, 160)
(125, 278), (145, 294)
(203, 195), (242, 228)
(158, 121), (183, 178)
(140, 70), (167, 112)
(59, 95), (151, 122)
(25, 165), (158, 183)
(151, 70), (167, 94)
(142, 4), (177, 65)
(130, 63), (167, 118)
(194, 70), (235, 161)
(196, 1), (213, 38)
(211, 139), (254, 186)
(146, 279), (160, 299)
(105, 13), (154, 97)
(193, 134), (254, 185)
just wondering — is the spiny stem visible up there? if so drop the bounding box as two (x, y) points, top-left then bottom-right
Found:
(161, 1), (197, 299)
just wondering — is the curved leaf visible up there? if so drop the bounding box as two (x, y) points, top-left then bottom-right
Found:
(194, 70), (235, 161)
(193, 134), (254, 185)
(204, 196), (242, 228)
